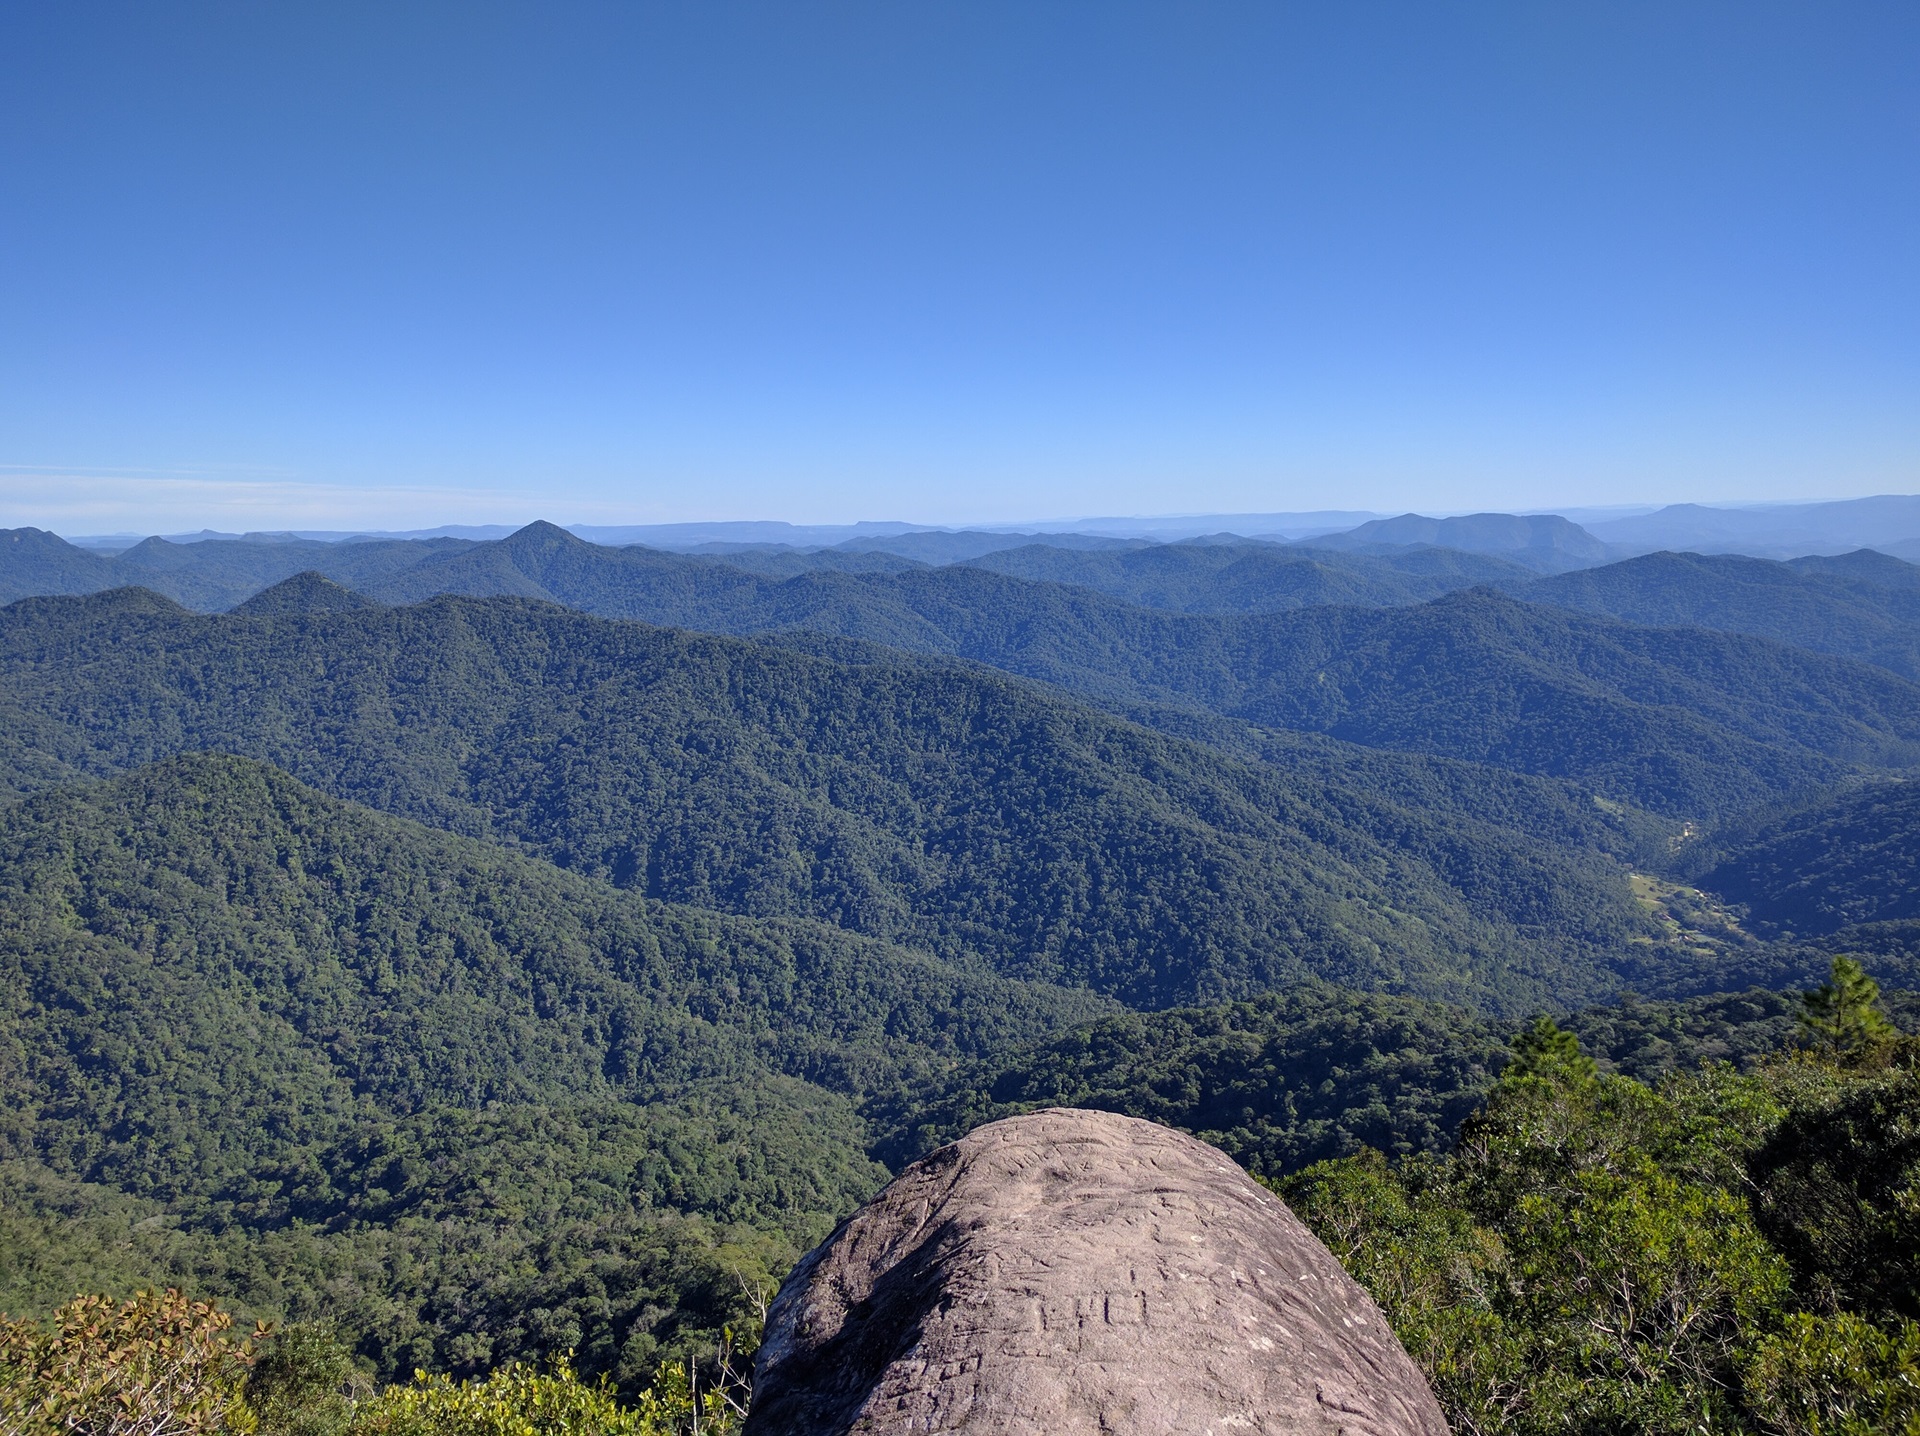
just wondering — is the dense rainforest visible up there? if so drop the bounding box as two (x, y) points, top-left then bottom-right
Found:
(0, 586), (1689, 1013)
(5, 520), (1920, 1433)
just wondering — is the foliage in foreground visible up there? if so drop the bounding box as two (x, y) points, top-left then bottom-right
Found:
(1283, 961), (1920, 1436)
(350, 1353), (747, 1436)
(0, 1292), (751, 1436)
(0, 1288), (267, 1436)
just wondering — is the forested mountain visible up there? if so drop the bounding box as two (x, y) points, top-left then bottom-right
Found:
(0, 589), (1679, 1013)
(0, 753), (1101, 1148)
(24, 524), (1920, 822)
(1308, 512), (1613, 570)
(0, 753), (1119, 1382)
(1787, 547), (1920, 588)
(251, 524), (1920, 818)
(1171, 587), (1920, 815)
(1, 521), (1533, 615)
(1683, 780), (1920, 939)
(961, 539), (1531, 612)
(10, 513), (1920, 1431)
(1524, 549), (1920, 678)
(1585, 493), (1920, 556)
(7, 751), (1909, 1405)
(232, 570), (378, 615)
(109, 533), (481, 611)
(0, 528), (118, 601)
(0, 527), (490, 610)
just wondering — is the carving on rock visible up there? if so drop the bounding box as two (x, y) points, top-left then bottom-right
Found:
(746, 1107), (1449, 1436)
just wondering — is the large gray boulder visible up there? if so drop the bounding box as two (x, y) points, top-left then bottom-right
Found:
(746, 1108), (1448, 1435)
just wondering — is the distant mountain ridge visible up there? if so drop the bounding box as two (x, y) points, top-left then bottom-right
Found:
(12, 522), (1920, 822)
(21, 497), (1920, 618)
(1585, 495), (1920, 558)
(1522, 550), (1920, 679)
(1310, 512), (1613, 572)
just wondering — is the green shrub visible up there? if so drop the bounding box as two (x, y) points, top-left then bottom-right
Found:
(345, 1352), (747, 1436)
(0, 1288), (264, 1436)
(246, 1325), (365, 1436)
(1744, 1313), (1920, 1436)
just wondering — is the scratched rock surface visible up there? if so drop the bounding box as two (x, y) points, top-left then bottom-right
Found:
(744, 1107), (1448, 1436)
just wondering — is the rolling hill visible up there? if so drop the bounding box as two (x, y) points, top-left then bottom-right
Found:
(0, 752), (1122, 1380)
(341, 524), (1920, 818)
(1524, 550), (1920, 679)
(1687, 780), (1920, 939)
(0, 587), (1678, 1014)
(960, 539), (1532, 612)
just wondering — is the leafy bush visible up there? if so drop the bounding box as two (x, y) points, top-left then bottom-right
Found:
(1283, 977), (1920, 1436)
(349, 1350), (748, 1436)
(1743, 1312), (1920, 1436)
(0, 1288), (265, 1436)
(349, 1361), (648, 1436)
(245, 1325), (364, 1436)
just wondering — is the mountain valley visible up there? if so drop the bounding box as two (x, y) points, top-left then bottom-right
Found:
(4, 514), (1920, 1421)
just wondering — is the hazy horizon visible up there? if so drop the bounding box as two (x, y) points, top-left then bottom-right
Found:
(35, 491), (1920, 552)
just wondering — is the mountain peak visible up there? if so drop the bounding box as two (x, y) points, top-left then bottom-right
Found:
(233, 570), (378, 616)
(503, 519), (591, 550)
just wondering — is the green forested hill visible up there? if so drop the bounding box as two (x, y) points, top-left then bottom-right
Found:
(0, 753), (1104, 1171)
(1523, 549), (1920, 678)
(12, 524), (1917, 821)
(0, 528), (119, 602)
(358, 525), (1920, 817)
(959, 539), (1532, 612)
(0, 753), (1115, 1381)
(0, 589), (1680, 1012)
(868, 982), (1920, 1177)
(1183, 587), (1920, 815)
(1686, 780), (1920, 938)
(228, 569), (379, 615)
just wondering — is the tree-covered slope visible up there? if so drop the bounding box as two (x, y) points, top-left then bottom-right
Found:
(868, 985), (1512, 1178)
(0, 754), (1104, 1160)
(0, 753), (1116, 1380)
(0, 529), (119, 603)
(960, 539), (1531, 612)
(229, 570), (380, 615)
(359, 525), (1920, 817)
(1686, 780), (1920, 938)
(0, 591), (1663, 1012)
(1180, 588), (1920, 816)
(1524, 549), (1920, 679)
(869, 982), (1920, 1178)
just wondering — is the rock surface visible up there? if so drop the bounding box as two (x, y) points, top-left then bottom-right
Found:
(746, 1108), (1448, 1436)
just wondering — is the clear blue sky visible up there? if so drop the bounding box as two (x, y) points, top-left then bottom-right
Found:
(3, 2), (1916, 532)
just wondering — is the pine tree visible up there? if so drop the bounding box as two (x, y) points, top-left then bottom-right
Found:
(1798, 955), (1895, 1055)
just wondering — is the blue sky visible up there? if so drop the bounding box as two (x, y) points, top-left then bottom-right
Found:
(3, 2), (1916, 532)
